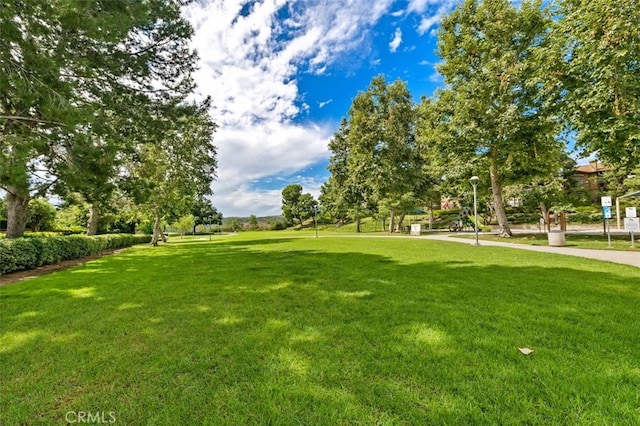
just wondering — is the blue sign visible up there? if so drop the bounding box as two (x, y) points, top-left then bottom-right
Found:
(602, 206), (612, 219)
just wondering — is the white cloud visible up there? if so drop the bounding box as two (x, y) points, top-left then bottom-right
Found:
(407, 0), (432, 14)
(429, 71), (444, 83)
(418, 14), (441, 34)
(389, 28), (402, 53)
(415, 1), (457, 35)
(208, 121), (332, 216)
(182, 0), (398, 216)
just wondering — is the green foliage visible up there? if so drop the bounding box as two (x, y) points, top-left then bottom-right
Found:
(269, 218), (288, 231)
(602, 166), (640, 198)
(131, 99), (218, 231)
(191, 197), (222, 230)
(568, 209), (603, 225)
(281, 184), (302, 225)
(171, 214), (195, 237)
(249, 215), (259, 230)
(319, 177), (350, 224)
(136, 219), (155, 235)
(26, 198), (56, 232)
(55, 203), (87, 231)
(0, 197), (6, 229)
(298, 193), (318, 222)
(427, 0), (566, 236)
(281, 184), (317, 226)
(547, 0), (640, 173)
(222, 218), (242, 232)
(0, 0), (208, 238)
(0, 234), (151, 275)
(324, 76), (430, 230)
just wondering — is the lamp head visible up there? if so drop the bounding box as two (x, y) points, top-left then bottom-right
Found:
(470, 176), (479, 185)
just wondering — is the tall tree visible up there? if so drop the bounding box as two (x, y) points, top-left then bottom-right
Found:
(53, 127), (121, 235)
(281, 184), (303, 226)
(319, 177), (350, 225)
(130, 100), (217, 246)
(298, 193), (319, 224)
(431, 0), (565, 236)
(324, 118), (369, 231)
(171, 214), (195, 238)
(1, 0), (198, 238)
(350, 76), (423, 232)
(191, 197), (222, 234)
(281, 184), (318, 226)
(326, 76), (427, 232)
(546, 0), (640, 173)
(248, 215), (259, 231)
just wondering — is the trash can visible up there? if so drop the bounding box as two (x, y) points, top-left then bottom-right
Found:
(547, 230), (566, 247)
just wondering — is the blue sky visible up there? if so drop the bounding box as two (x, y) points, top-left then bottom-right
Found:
(183, 0), (458, 217)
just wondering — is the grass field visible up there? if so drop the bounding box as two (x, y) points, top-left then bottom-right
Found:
(460, 232), (640, 251)
(1, 232), (639, 424)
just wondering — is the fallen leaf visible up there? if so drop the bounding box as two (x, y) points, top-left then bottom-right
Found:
(517, 347), (534, 355)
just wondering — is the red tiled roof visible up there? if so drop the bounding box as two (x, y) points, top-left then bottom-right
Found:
(574, 161), (608, 174)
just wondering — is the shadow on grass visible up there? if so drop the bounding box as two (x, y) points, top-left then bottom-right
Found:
(1, 237), (639, 424)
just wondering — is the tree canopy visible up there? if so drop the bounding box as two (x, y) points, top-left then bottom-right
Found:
(323, 75), (430, 232)
(1, 0), (218, 239)
(420, 0), (565, 236)
(546, 0), (640, 173)
(281, 184), (317, 226)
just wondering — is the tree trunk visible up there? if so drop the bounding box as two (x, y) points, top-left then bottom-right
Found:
(86, 202), (100, 236)
(5, 186), (30, 239)
(150, 215), (167, 246)
(355, 216), (361, 233)
(490, 157), (512, 237)
(538, 203), (550, 233)
(395, 213), (406, 233)
(428, 208), (433, 231)
(388, 210), (395, 233)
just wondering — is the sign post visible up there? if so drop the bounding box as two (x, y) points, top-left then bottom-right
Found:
(601, 196), (612, 243)
(602, 206), (612, 247)
(624, 207), (639, 249)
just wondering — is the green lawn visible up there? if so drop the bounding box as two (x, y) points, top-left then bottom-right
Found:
(1, 232), (639, 424)
(458, 232), (640, 251)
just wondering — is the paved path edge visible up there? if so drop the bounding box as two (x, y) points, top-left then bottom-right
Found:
(423, 234), (639, 268)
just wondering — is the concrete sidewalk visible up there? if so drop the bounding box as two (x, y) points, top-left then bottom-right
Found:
(424, 233), (640, 268)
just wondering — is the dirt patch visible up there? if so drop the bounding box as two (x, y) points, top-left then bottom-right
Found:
(0, 248), (126, 287)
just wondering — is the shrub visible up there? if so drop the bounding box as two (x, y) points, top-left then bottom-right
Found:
(269, 219), (288, 231)
(569, 210), (603, 224)
(0, 234), (151, 276)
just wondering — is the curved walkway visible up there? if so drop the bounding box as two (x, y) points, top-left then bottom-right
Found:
(424, 234), (640, 268)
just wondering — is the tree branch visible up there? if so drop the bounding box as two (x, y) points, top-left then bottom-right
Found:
(0, 116), (64, 126)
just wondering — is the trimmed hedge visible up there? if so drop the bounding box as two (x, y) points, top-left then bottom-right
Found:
(0, 234), (151, 276)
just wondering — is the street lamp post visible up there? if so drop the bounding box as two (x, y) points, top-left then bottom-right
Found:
(470, 176), (480, 246)
(314, 205), (319, 238)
